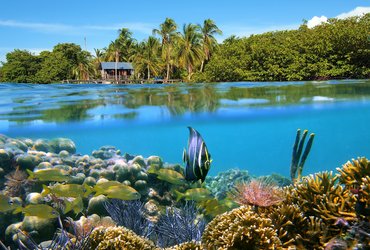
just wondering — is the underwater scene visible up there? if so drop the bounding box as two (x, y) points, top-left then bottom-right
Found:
(0, 79), (370, 249)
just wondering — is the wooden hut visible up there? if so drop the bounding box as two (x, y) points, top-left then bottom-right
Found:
(99, 62), (134, 81)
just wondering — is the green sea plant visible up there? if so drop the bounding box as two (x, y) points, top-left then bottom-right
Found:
(290, 129), (315, 182)
(201, 205), (281, 249)
(89, 226), (158, 250)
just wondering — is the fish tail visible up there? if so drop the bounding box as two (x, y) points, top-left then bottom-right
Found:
(13, 206), (23, 214)
(42, 185), (50, 197)
(26, 169), (34, 179)
(64, 200), (73, 214)
(174, 190), (184, 202)
(83, 183), (93, 198)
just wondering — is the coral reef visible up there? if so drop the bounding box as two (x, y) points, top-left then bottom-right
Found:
(201, 205), (282, 249)
(89, 226), (158, 250)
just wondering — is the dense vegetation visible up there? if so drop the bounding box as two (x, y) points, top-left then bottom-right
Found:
(0, 14), (368, 83)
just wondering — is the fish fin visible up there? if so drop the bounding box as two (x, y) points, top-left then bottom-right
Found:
(13, 206), (23, 214)
(83, 183), (93, 198)
(147, 166), (159, 175)
(26, 169), (34, 179)
(174, 190), (184, 202)
(64, 200), (73, 214)
(182, 148), (187, 163)
(41, 185), (50, 197)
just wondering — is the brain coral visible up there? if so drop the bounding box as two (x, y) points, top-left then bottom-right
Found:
(201, 205), (281, 249)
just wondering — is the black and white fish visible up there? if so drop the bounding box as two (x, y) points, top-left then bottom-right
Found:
(183, 127), (212, 183)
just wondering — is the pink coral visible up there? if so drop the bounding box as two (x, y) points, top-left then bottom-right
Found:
(231, 179), (285, 207)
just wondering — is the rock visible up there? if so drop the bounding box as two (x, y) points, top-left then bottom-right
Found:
(26, 193), (44, 205)
(134, 180), (147, 193)
(0, 149), (12, 171)
(87, 195), (109, 216)
(21, 216), (57, 243)
(5, 222), (22, 244)
(99, 169), (115, 180)
(33, 139), (52, 152)
(69, 173), (85, 184)
(136, 171), (148, 181)
(49, 138), (76, 154)
(147, 156), (163, 168)
(129, 162), (142, 175)
(36, 162), (53, 170)
(131, 155), (146, 168)
(84, 176), (97, 186)
(58, 150), (69, 158)
(16, 154), (42, 170)
(7, 139), (28, 152)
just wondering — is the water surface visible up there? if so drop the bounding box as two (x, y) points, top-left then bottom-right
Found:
(1, 79), (370, 177)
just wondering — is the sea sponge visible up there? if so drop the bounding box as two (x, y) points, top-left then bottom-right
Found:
(337, 157), (370, 188)
(201, 205), (281, 249)
(89, 226), (158, 250)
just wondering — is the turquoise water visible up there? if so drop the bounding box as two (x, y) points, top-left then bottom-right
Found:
(1, 80), (370, 178)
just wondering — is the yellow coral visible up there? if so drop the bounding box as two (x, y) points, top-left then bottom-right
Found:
(90, 226), (158, 250)
(337, 157), (370, 187)
(165, 241), (202, 250)
(286, 172), (356, 224)
(201, 205), (282, 250)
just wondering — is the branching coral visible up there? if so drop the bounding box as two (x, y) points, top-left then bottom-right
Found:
(164, 241), (202, 250)
(201, 205), (281, 249)
(230, 178), (285, 207)
(89, 226), (158, 250)
(286, 172), (357, 224)
(270, 203), (326, 248)
(337, 157), (370, 187)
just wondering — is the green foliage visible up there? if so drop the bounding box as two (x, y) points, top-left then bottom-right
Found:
(203, 14), (370, 82)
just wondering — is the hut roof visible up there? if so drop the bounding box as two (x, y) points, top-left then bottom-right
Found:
(100, 62), (134, 70)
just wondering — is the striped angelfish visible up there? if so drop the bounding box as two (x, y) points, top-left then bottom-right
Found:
(183, 127), (212, 183)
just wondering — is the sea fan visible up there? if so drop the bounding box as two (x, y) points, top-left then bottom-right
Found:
(155, 201), (206, 248)
(103, 199), (154, 238)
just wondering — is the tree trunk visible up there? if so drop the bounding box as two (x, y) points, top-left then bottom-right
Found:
(200, 60), (205, 72)
(115, 52), (118, 82)
(147, 66), (150, 80)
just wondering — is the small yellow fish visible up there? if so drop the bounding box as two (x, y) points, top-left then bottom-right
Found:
(42, 183), (93, 198)
(0, 194), (21, 213)
(64, 196), (84, 214)
(175, 188), (212, 202)
(95, 185), (141, 200)
(27, 168), (70, 182)
(13, 204), (59, 219)
(93, 180), (124, 193)
(148, 166), (186, 185)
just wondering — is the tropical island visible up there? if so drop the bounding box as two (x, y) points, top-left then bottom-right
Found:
(0, 14), (369, 84)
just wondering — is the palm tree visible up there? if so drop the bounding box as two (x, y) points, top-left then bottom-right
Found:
(131, 36), (162, 80)
(199, 19), (222, 72)
(72, 51), (96, 81)
(177, 24), (203, 81)
(153, 18), (179, 82)
(106, 40), (121, 81)
(117, 28), (136, 62)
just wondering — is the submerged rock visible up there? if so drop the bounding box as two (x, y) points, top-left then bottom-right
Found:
(87, 195), (109, 216)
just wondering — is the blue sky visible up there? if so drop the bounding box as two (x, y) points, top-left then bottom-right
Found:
(0, 0), (369, 63)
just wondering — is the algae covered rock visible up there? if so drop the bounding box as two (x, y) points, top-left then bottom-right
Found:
(20, 216), (57, 243)
(49, 138), (76, 154)
(90, 226), (158, 250)
(25, 192), (44, 205)
(87, 195), (109, 216)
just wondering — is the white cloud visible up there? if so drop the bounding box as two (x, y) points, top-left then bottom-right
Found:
(0, 19), (154, 35)
(219, 23), (299, 41)
(307, 6), (370, 29)
(336, 6), (370, 19)
(307, 16), (328, 28)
